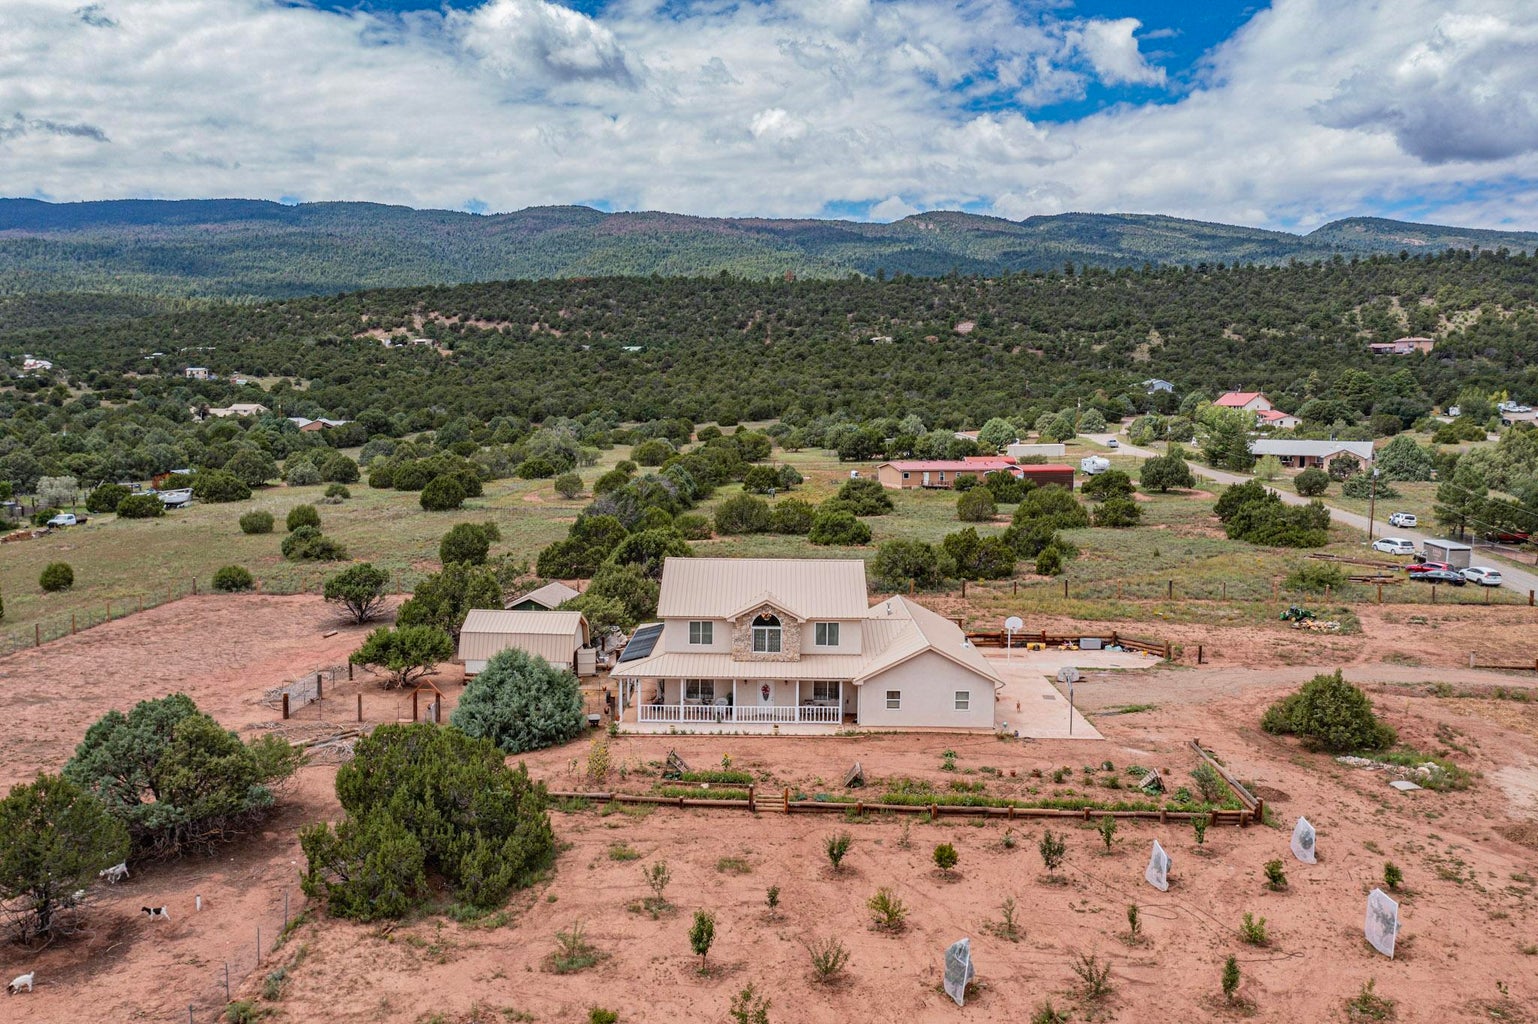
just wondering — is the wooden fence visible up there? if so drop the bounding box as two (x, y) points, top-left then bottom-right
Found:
(1189, 738), (1265, 825)
(1468, 655), (1538, 673)
(964, 630), (1170, 659)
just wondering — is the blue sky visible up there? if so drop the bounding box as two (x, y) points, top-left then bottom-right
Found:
(4, 1), (1537, 229)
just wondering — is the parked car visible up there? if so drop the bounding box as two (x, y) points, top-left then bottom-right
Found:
(45, 513), (87, 527)
(1387, 512), (1417, 528)
(1461, 566), (1504, 586)
(1488, 530), (1531, 544)
(1409, 569), (1466, 586)
(1106, 438), (1120, 448)
(1406, 561), (1455, 574)
(1372, 537), (1416, 555)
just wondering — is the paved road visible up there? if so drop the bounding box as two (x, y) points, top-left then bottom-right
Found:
(1079, 432), (1538, 598)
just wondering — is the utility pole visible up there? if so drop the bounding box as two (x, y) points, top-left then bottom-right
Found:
(1367, 465), (1380, 542)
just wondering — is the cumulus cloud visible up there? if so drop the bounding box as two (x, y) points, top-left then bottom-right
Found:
(0, 0), (1533, 230)
(1316, 13), (1538, 163)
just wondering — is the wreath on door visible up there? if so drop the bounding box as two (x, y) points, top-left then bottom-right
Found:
(761, 684), (771, 701)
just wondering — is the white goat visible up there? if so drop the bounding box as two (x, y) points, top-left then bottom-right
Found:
(7, 972), (33, 995)
(141, 906), (170, 921)
(99, 862), (129, 884)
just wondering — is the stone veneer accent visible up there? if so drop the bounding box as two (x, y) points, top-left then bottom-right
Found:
(731, 603), (801, 662)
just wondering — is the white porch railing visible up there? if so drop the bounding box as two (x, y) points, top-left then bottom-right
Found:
(637, 703), (842, 725)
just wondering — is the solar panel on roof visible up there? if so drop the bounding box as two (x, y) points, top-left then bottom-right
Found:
(617, 623), (663, 664)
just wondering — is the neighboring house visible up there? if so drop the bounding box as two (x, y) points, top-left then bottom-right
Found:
(1255, 409), (1301, 430)
(1142, 378), (1175, 394)
(21, 355), (53, 372)
(458, 609), (595, 677)
(613, 558), (1003, 733)
(1369, 337), (1435, 355)
(287, 416), (350, 432)
(1213, 391), (1274, 413)
(1249, 439), (1375, 471)
(184, 367), (212, 380)
(206, 403), (269, 418)
(507, 581), (582, 611)
(876, 459), (1074, 490)
(1006, 442), (1066, 459)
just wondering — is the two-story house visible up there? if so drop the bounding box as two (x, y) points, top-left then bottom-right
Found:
(614, 558), (1003, 733)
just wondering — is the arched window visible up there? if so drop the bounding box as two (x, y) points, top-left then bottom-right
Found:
(751, 613), (782, 653)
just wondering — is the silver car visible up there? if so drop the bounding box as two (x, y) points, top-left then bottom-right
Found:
(1461, 566), (1504, 586)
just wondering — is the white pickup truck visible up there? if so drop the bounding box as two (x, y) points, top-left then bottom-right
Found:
(46, 513), (87, 527)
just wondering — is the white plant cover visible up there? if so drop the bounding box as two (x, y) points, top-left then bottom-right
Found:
(1144, 839), (1171, 891)
(1290, 817), (1317, 864)
(1365, 888), (1399, 958)
(943, 937), (975, 1007)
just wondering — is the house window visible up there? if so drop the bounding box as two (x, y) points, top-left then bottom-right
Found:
(814, 622), (840, 647)
(954, 690), (971, 711)
(685, 679), (715, 702)
(812, 681), (839, 702)
(751, 613), (782, 653)
(688, 621), (713, 645)
(886, 690), (901, 709)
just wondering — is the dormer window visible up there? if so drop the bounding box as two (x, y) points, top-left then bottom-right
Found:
(751, 613), (782, 653)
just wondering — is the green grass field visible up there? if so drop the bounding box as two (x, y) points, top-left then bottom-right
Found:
(2, 440), (1522, 653)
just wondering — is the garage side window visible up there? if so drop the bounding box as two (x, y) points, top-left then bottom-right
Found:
(885, 690), (901, 709)
(954, 690), (970, 711)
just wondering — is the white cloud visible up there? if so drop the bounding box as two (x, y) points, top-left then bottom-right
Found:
(869, 194), (919, 220)
(0, 0), (1533, 230)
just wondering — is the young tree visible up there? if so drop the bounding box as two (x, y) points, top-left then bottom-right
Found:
(1433, 458), (1488, 539)
(933, 842), (959, 875)
(0, 774), (129, 942)
(1039, 829), (1067, 875)
(349, 625), (455, 689)
(450, 647), (586, 754)
(323, 563), (392, 623)
(1221, 955), (1240, 1002)
(976, 417), (1017, 452)
(1139, 451), (1195, 492)
(439, 521), (501, 565)
(396, 562), (503, 638)
(690, 909), (717, 969)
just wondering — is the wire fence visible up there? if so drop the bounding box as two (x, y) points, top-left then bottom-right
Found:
(173, 888), (306, 1023)
(950, 574), (1536, 608)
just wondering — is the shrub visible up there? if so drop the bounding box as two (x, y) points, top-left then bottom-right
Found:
(1253, 454), (1284, 481)
(281, 525), (348, 561)
(674, 513), (713, 539)
(806, 935), (851, 982)
(115, 493), (164, 519)
(871, 539), (944, 590)
(766, 885), (780, 915)
(348, 625), (454, 688)
(1294, 467), (1329, 496)
(285, 461), (322, 487)
(1285, 560), (1347, 593)
(1034, 544), (1065, 576)
(65, 693), (299, 859)
(0, 774), (130, 942)
(1081, 469), (1134, 501)
(1192, 815), (1209, 846)
(1192, 763), (1227, 804)
(1092, 496), (1142, 527)
(715, 494), (773, 534)
(517, 457), (557, 480)
(809, 508), (871, 546)
(1039, 829), (1066, 874)
(1222, 954), (1240, 1002)
(40, 562), (75, 591)
(933, 842), (959, 874)
(1345, 978), (1395, 1020)
(768, 498), (815, 535)
(729, 983), (771, 1024)
(451, 647), (585, 754)
(689, 909), (716, 968)
(1341, 473), (1399, 500)
(85, 483), (130, 514)
(222, 448), (279, 489)
(300, 724), (554, 918)
(1264, 859), (1288, 891)
(1126, 903), (1141, 940)
(1260, 670), (1396, 752)
(835, 477), (893, 515)
(1383, 862), (1403, 891)
(1032, 1000), (1071, 1024)
(421, 474), (467, 511)
(1071, 951), (1113, 1000)
(286, 504), (321, 531)
(867, 887), (907, 931)
(1139, 452), (1195, 492)
(956, 486), (996, 522)
(318, 452), (360, 484)
(642, 860), (672, 912)
(324, 483), (351, 500)
(323, 563), (392, 623)
(590, 1010), (619, 1024)
(825, 831), (852, 871)
(397, 561), (504, 637)
(1240, 911), (1268, 945)
(239, 510), (275, 534)
(212, 565), (255, 592)
(554, 472), (583, 499)
(1098, 814), (1118, 852)
(191, 470), (252, 503)
(439, 521), (500, 566)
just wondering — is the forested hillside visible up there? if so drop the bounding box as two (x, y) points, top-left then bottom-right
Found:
(4, 197), (1538, 298)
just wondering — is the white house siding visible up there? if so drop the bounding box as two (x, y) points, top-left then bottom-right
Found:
(661, 618), (734, 654)
(856, 651), (996, 730)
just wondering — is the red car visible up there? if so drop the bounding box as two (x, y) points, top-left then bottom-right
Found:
(1406, 561), (1455, 574)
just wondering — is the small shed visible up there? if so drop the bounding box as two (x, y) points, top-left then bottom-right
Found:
(1422, 539), (1473, 569)
(459, 609), (594, 677)
(506, 581), (582, 611)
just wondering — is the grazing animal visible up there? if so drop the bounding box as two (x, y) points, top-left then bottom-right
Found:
(99, 862), (129, 884)
(7, 972), (34, 995)
(142, 906), (170, 921)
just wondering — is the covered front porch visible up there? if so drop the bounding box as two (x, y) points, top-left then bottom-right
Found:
(619, 676), (852, 728)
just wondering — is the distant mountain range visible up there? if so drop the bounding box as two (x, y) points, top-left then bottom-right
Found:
(3, 198), (1536, 298)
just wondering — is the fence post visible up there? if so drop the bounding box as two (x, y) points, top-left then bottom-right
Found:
(1272, 579), (1279, 601)
(1221, 582), (1227, 601)
(1013, 580), (1018, 595)
(1197, 644), (1203, 665)
(224, 961), (230, 1001)
(1062, 578), (1068, 599)
(282, 693), (289, 720)
(349, 661), (354, 681)
(1432, 585), (1437, 604)
(747, 785), (755, 813)
(192, 577), (198, 595)
(316, 673), (323, 699)
(1530, 590), (1534, 607)
(412, 690), (419, 722)
(356, 693), (363, 722)
(284, 890), (289, 929)
(35, 624), (41, 647)
(961, 580), (967, 598)
(1167, 579), (1173, 600)
(71, 613), (76, 635)
(1377, 584), (1383, 604)
(256, 925), (261, 961)
(783, 787), (790, 814)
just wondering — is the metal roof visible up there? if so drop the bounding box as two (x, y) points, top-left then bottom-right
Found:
(617, 623), (664, 664)
(508, 581), (581, 610)
(1249, 439), (1375, 460)
(460, 609), (587, 636)
(655, 558), (869, 620)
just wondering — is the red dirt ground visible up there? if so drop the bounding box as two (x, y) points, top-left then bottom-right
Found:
(2, 596), (1537, 1023)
